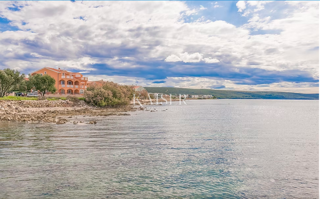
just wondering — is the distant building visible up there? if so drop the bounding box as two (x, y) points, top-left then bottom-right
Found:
(132, 86), (146, 92)
(202, 95), (213, 99)
(191, 95), (199, 98)
(87, 80), (106, 87)
(31, 67), (88, 94)
(187, 95), (212, 99)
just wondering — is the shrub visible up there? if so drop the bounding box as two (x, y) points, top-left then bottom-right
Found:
(84, 81), (134, 107)
(0, 96), (37, 101)
(135, 89), (149, 99)
(66, 95), (80, 103)
(37, 95), (47, 100)
(47, 97), (61, 101)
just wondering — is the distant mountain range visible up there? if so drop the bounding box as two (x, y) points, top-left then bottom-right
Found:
(144, 87), (319, 100)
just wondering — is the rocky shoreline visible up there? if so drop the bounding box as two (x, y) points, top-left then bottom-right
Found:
(0, 100), (135, 124)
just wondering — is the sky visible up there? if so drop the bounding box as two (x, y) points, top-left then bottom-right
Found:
(0, 1), (319, 93)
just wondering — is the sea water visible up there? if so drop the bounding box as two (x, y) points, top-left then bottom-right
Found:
(0, 100), (318, 198)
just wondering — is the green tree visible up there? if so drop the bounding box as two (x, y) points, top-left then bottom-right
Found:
(14, 78), (34, 94)
(0, 68), (25, 97)
(30, 74), (56, 96)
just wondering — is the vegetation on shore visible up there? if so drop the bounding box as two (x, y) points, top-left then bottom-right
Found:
(145, 87), (319, 100)
(0, 68), (25, 97)
(0, 96), (38, 101)
(0, 95), (86, 101)
(0, 69), (132, 107)
(84, 81), (134, 107)
(29, 74), (56, 96)
(0, 68), (56, 97)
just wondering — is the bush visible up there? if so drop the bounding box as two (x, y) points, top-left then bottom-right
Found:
(66, 95), (80, 103)
(84, 82), (134, 107)
(135, 90), (149, 99)
(0, 96), (38, 101)
(47, 97), (61, 101)
(37, 95), (47, 100)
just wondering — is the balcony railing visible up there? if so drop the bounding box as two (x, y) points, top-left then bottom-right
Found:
(65, 75), (74, 79)
(81, 77), (88, 80)
(67, 85), (73, 88)
(61, 85), (65, 87)
(62, 76), (65, 78)
(75, 85), (79, 88)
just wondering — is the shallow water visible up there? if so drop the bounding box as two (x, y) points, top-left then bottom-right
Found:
(0, 100), (318, 198)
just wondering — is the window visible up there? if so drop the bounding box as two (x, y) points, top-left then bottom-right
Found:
(80, 89), (84, 94)
(44, 71), (47, 74)
(40, 74), (43, 76)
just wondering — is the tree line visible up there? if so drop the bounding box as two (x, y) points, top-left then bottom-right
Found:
(0, 68), (56, 97)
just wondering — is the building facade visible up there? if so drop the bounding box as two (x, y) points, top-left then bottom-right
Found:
(31, 67), (88, 95)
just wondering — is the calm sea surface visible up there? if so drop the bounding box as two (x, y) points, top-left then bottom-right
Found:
(0, 100), (318, 198)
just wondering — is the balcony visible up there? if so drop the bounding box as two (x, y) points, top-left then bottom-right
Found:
(67, 85), (73, 88)
(61, 85), (65, 87)
(75, 85), (79, 88)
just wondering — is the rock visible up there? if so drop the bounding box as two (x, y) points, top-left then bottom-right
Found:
(88, 121), (97, 124)
(56, 118), (67, 124)
(73, 121), (78, 125)
(118, 113), (130, 116)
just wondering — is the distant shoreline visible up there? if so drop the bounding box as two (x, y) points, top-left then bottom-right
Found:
(145, 87), (319, 100)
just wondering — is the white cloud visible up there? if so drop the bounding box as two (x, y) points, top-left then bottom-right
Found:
(236, 1), (246, 12)
(0, 1), (317, 92)
(203, 58), (220, 63)
(199, 5), (207, 10)
(165, 53), (220, 64)
(165, 55), (182, 62)
(180, 52), (203, 63)
(91, 75), (318, 94)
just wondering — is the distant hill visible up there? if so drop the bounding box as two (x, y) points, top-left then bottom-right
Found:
(144, 87), (319, 100)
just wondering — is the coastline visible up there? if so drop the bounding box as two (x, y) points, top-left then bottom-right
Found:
(0, 100), (135, 124)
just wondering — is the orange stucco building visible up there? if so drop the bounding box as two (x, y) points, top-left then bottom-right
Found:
(31, 67), (88, 95)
